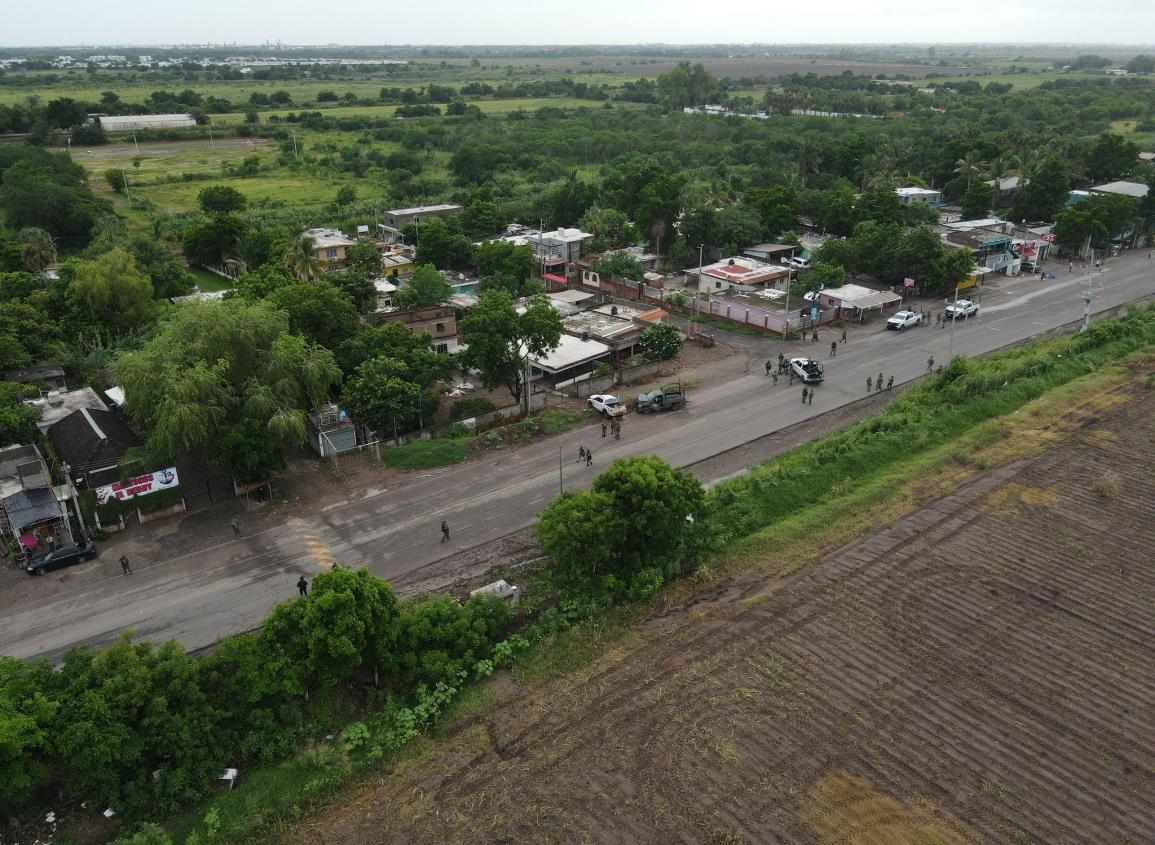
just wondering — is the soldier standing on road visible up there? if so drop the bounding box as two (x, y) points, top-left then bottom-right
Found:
(119, 555), (132, 575)
(578, 445), (586, 462)
(771, 370), (779, 386)
(788, 369), (795, 385)
(841, 327), (847, 343)
(601, 420), (607, 438)
(808, 388), (814, 405)
(441, 521), (450, 543)
(866, 376), (873, 393)
(877, 371), (883, 390)
(886, 375), (894, 390)
(829, 341), (837, 358)
(297, 576), (309, 597)
(801, 387), (808, 404)
(811, 328), (819, 342)
(230, 519), (240, 538)
(927, 355), (935, 371)
(613, 419), (621, 440)
(935, 312), (942, 327)
(765, 360), (772, 376)
(586, 448), (593, 467)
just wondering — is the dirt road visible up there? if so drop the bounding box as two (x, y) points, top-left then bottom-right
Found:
(294, 374), (1155, 844)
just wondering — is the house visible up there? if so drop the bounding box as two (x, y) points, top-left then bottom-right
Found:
(0, 443), (72, 552)
(379, 306), (458, 354)
(564, 307), (646, 357)
(301, 228), (357, 271)
(380, 252), (414, 279)
(742, 243), (798, 263)
(692, 257), (792, 294)
(98, 113), (196, 132)
(816, 284), (902, 319)
(895, 187), (943, 206)
(1089, 181), (1150, 199)
(373, 279), (398, 312)
(4, 364), (66, 390)
(942, 219), (1016, 273)
(490, 225), (595, 267)
(46, 407), (140, 489)
(25, 387), (109, 433)
(524, 333), (613, 386)
(984, 176), (1027, 200)
(1139, 152), (1155, 163)
(381, 204), (463, 230)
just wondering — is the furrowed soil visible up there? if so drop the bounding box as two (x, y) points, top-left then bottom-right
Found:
(293, 370), (1155, 845)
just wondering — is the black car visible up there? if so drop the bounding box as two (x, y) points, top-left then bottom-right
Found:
(24, 540), (98, 576)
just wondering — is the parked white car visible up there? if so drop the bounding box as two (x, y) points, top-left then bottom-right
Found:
(789, 358), (825, 384)
(886, 310), (922, 331)
(944, 299), (980, 320)
(786, 256), (811, 270)
(587, 394), (626, 418)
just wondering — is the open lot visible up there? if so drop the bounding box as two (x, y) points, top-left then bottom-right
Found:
(294, 364), (1155, 844)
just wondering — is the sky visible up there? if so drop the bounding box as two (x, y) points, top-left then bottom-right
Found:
(4, 0), (1155, 47)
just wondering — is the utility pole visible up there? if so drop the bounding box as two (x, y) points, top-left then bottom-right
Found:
(558, 444), (564, 495)
(1079, 259), (1103, 333)
(207, 121), (215, 150)
(121, 169), (133, 208)
(131, 129), (139, 153)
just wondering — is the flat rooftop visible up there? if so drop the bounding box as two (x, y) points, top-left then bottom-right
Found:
(385, 204), (463, 216)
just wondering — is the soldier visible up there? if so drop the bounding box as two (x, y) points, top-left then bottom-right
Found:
(866, 376), (873, 393)
(119, 555), (132, 575)
(771, 370), (779, 386)
(601, 420), (607, 438)
(807, 388), (814, 405)
(765, 359), (772, 376)
(829, 341), (837, 358)
(927, 355), (935, 372)
(613, 419), (621, 440)
(886, 375), (894, 390)
(811, 328), (819, 342)
(935, 312), (942, 327)
(789, 369), (795, 385)
(231, 519), (240, 538)
(586, 448), (593, 467)
(441, 521), (450, 543)
(840, 327), (847, 343)
(297, 576), (309, 597)
(801, 387), (808, 404)
(578, 445), (586, 463)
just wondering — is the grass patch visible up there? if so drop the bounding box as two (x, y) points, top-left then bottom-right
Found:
(687, 314), (776, 337)
(188, 268), (234, 292)
(380, 437), (472, 470)
(536, 408), (589, 435)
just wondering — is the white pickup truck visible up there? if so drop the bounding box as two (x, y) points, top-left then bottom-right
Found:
(944, 299), (980, 320)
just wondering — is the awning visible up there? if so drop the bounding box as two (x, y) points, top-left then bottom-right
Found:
(847, 290), (903, 310)
(543, 273), (568, 285)
(2, 488), (65, 534)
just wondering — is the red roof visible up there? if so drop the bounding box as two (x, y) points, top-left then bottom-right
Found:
(543, 273), (568, 285)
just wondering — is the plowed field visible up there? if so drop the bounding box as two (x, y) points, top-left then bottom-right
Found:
(296, 381), (1155, 845)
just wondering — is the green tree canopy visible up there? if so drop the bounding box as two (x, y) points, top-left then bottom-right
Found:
(267, 281), (358, 346)
(394, 264), (451, 310)
(196, 185), (247, 214)
(459, 290), (562, 405)
(960, 181), (998, 221)
(68, 247), (156, 334)
(637, 322), (684, 361)
(412, 217), (475, 271)
(656, 61), (719, 109)
(341, 357), (440, 437)
(114, 300), (341, 458)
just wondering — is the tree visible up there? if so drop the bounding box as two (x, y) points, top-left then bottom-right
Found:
(717, 203), (764, 251)
(412, 217), (474, 270)
(267, 281), (358, 346)
(212, 417), (288, 483)
(69, 247), (155, 334)
(1085, 133), (1139, 183)
(114, 300), (341, 458)
(961, 181), (998, 220)
(548, 170), (599, 227)
(537, 456), (705, 595)
(742, 186), (799, 238)
(954, 150), (989, 188)
(196, 185), (247, 214)
(336, 322), (453, 383)
(17, 227), (56, 274)
(460, 199), (506, 238)
(0, 158), (102, 242)
(679, 205), (723, 254)
(281, 236), (324, 282)
(656, 61), (718, 109)
(334, 185), (356, 207)
(181, 214), (246, 268)
(346, 241), (383, 277)
(342, 358), (439, 437)
(475, 241), (535, 287)
(1053, 201), (1110, 253)
(0, 381), (41, 443)
(808, 261), (846, 290)
(593, 252), (645, 282)
(0, 656), (58, 804)
(1125, 54), (1155, 74)
(127, 235), (194, 300)
(1011, 156), (1069, 222)
(853, 188), (904, 227)
(578, 207), (637, 251)
(459, 290), (562, 406)
(301, 568), (401, 689)
(637, 323), (683, 361)
(394, 264), (451, 309)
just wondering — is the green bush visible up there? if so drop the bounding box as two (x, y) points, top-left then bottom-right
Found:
(449, 396), (497, 420)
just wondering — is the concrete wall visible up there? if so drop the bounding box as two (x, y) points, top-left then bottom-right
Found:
(562, 360), (663, 398)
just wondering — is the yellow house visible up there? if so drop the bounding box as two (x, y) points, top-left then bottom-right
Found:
(301, 228), (357, 271)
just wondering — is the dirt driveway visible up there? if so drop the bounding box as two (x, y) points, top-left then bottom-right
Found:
(293, 377), (1155, 844)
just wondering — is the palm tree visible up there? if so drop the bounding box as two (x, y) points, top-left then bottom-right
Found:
(954, 151), (989, 188)
(18, 227), (56, 275)
(1009, 148), (1043, 184)
(282, 236), (323, 282)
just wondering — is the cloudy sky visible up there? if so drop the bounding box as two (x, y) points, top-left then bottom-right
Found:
(5, 0), (1155, 47)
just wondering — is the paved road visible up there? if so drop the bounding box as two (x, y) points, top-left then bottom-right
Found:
(3, 256), (1153, 661)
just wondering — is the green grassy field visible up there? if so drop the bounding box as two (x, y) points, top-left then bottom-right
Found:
(205, 96), (628, 125)
(927, 69), (1102, 89)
